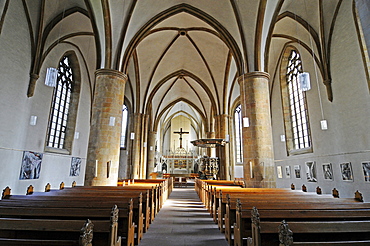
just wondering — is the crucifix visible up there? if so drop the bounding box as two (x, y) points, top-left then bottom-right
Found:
(173, 128), (189, 149)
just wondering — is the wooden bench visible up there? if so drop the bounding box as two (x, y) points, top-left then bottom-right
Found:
(230, 192), (370, 246)
(1, 187), (135, 246)
(240, 206), (370, 246)
(0, 206), (121, 246)
(215, 187), (365, 244)
(278, 219), (370, 245)
(48, 185), (151, 235)
(24, 190), (144, 244)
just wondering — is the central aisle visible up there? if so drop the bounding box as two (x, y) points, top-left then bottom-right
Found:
(138, 187), (229, 246)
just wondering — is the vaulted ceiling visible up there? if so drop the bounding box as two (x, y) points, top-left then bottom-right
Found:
(22, 0), (345, 135)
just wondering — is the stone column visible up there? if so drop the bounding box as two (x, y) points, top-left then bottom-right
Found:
(238, 72), (276, 188)
(215, 114), (230, 180)
(146, 131), (157, 178)
(85, 69), (127, 186)
(140, 114), (149, 178)
(132, 113), (144, 179)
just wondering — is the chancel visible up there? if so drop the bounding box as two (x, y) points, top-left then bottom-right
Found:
(1, 0), (370, 245)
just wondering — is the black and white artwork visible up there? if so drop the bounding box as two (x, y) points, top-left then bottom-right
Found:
(70, 157), (81, 176)
(340, 162), (353, 181)
(19, 151), (43, 180)
(362, 162), (370, 182)
(285, 166), (291, 178)
(294, 165), (301, 179)
(322, 163), (333, 181)
(305, 161), (317, 182)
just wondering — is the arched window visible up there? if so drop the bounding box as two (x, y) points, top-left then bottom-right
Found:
(120, 104), (129, 148)
(234, 104), (243, 163)
(46, 56), (73, 149)
(46, 52), (80, 153)
(281, 48), (312, 154)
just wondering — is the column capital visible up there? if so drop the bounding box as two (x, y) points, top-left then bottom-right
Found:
(95, 69), (128, 81)
(238, 71), (270, 84)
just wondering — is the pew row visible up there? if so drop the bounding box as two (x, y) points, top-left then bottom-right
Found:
(0, 206), (122, 246)
(235, 206), (370, 245)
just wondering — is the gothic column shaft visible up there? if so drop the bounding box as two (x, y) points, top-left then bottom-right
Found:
(147, 131), (157, 178)
(140, 114), (149, 178)
(85, 69), (127, 186)
(215, 114), (230, 180)
(238, 72), (275, 188)
(132, 113), (144, 179)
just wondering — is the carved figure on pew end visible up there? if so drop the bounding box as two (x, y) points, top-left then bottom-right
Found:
(332, 188), (339, 198)
(290, 183), (295, 190)
(251, 207), (261, 246)
(26, 184), (34, 195)
(316, 186), (322, 195)
(60, 182), (65, 190)
(1, 186), (11, 199)
(45, 183), (51, 192)
(355, 190), (364, 202)
(110, 205), (122, 246)
(278, 220), (293, 246)
(80, 219), (94, 246)
(301, 184), (307, 192)
(72, 180), (77, 187)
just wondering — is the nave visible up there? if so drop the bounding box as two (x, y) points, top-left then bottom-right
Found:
(139, 186), (228, 246)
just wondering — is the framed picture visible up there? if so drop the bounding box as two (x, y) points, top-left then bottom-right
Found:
(19, 151), (43, 180)
(322, 163), (333, 181)
(340, 162), (353, 181)
(362, 162), (370, 182)
(285, 166), (291, 178)
(305, 161), (317, 182)
(277, 166), (283, 179)
(294, 165), (301, 179)
(70, 157), (82, 177)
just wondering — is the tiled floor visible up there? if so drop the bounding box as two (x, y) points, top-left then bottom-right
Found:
(138, 187), (229, 246)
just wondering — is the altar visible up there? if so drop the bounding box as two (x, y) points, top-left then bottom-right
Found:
(162, 147), (197, 175)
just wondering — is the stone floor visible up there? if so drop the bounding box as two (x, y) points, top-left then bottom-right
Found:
(138, 187), (229, 246)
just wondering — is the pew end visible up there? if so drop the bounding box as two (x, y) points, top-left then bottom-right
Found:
(1, 186), (11, 199)
(26, 185), (34, 195)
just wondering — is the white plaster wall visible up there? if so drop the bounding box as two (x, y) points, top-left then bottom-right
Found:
(271, 1), (370, 201)
(0, 1), (91, 195)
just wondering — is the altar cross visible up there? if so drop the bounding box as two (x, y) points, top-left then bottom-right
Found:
(174, 128), (189, 148)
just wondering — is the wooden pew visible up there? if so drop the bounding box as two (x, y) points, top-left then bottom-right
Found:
(238, 206), (370, 246)
(0, 206), (121, 246)
(232, 194), (370, 246)
(278, 219), (370, 245)
(218, 188), (366, 245)
(17, 191), (144, 244)
(1, 187), (135, 246)
(43, 185), (150, 236)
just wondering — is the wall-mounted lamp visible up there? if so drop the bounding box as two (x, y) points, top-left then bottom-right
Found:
(109, 117), (115, 126)
(243, 117), (250, 127)
(29, 115), (37, 126)
(130, 132), (135, 140)
(298, 72), (311, 91)
(320, 119), (328, 130)
(44, 67), (58, 87)
(95, 160), (98, 178)
(280, 134), (286, 142)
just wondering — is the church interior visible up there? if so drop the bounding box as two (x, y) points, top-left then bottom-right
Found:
(1, 0), (370, 245)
